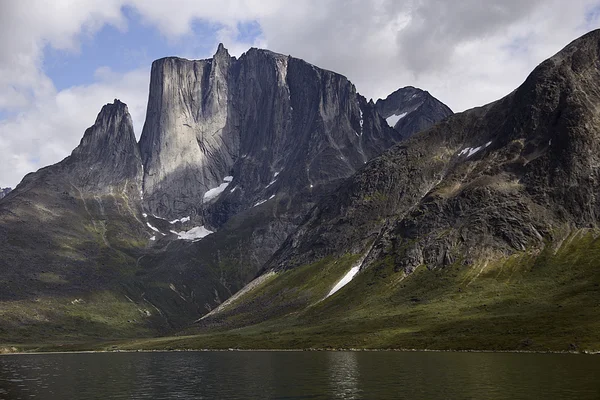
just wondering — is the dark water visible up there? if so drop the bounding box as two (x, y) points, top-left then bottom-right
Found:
(1, 351), (599, 399)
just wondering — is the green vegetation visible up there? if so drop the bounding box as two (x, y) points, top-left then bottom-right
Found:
(107, 230), (600, 353)
(3, 230), (600, 354)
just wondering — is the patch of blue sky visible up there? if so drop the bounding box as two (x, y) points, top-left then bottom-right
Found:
(42, 7), (264, 92)
(42, 7), (167, 90)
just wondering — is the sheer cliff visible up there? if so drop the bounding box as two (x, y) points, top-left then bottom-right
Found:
(139, 45), (403, 224)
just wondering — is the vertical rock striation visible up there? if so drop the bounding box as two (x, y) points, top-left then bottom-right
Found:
(138, 45), (406, 222)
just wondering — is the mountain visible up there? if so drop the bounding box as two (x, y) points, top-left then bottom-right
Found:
(139, 45), (401, 223)
(186, 30), (600, 352)
(0, 45), (451, 343)
(0, 188), (11, 200)
(375, 86), (453, 137)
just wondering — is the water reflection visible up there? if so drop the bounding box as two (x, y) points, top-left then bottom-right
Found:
(0, 351), (599, 399)
(328, 351), (361, 399)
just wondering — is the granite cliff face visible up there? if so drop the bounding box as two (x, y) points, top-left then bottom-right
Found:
(375, 86), (453, 138)
(139, 45), (402, 223)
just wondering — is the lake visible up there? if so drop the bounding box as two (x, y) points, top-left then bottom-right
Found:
(1, 351), (599, 399)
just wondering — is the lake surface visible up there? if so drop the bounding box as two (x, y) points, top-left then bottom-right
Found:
(1, 351), (599, 399)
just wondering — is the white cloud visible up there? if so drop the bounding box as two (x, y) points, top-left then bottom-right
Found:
(1, 0), (599, 188)
(0, 67), (148, 188)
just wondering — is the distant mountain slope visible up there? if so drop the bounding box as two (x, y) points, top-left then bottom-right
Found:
(192, 29), (600, 352)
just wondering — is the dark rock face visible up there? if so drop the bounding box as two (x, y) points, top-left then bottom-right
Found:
(0, 188), (11, 200)
(265, 29), (600, 277)
(139, 45), (404, 222)
(375, 86), (453, 138)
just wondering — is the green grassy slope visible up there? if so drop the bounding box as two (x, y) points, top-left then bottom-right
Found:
(105, 230), (600, 352)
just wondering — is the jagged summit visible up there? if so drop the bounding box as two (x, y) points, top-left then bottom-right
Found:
(139, 43), (408, 220)
(73, 99), (135, 157)
(214, 42), (230, 58)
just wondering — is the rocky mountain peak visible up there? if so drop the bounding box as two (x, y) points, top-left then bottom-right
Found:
(375, 86), (452, 137)
(69, 99), (142, 191)
(73, 99), (133, 156)
(139, 45), (413, 221)
(214, 42), (230, 59)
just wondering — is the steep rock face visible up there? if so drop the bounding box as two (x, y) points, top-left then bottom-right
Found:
(140, 45), (236, 219)
(375, 86), (453, 138)
(70, 99), (143, 192)
(133, 47), (452, 318)
(139, 45), (403, 222)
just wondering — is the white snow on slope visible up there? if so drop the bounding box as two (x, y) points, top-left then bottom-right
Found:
(254, 199), (267, 207)
(175, 226), (214, 241)
(458, 141), (493, 158)
(170, 216), (190, 224)
(204, 176), (234, 202)
(327, 265), (361, 297)
(386, 112), (408, 127)
(146, 222), (160, 232)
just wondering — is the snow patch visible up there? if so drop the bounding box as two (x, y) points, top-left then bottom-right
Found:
(203, 177), (233, 202)
(327, 265), (361, 297)
(274, 171), (280, 178)
(254, 199), (267, 207)
(266, 179), (277, 188)
(386, 112), (408, 127)
(269, 194), (275, 200)
(459, 141), (493, 158)
(170, 216), (190, 224)
(146, 222), (160, 233)
(230, 186), (238, 193)
(149, 236), (156, 241)
(142, 213), (148, 218)
(175, 226), (214, 241)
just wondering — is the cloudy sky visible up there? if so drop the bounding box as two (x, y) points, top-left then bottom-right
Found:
(1, 0), (599, 188)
